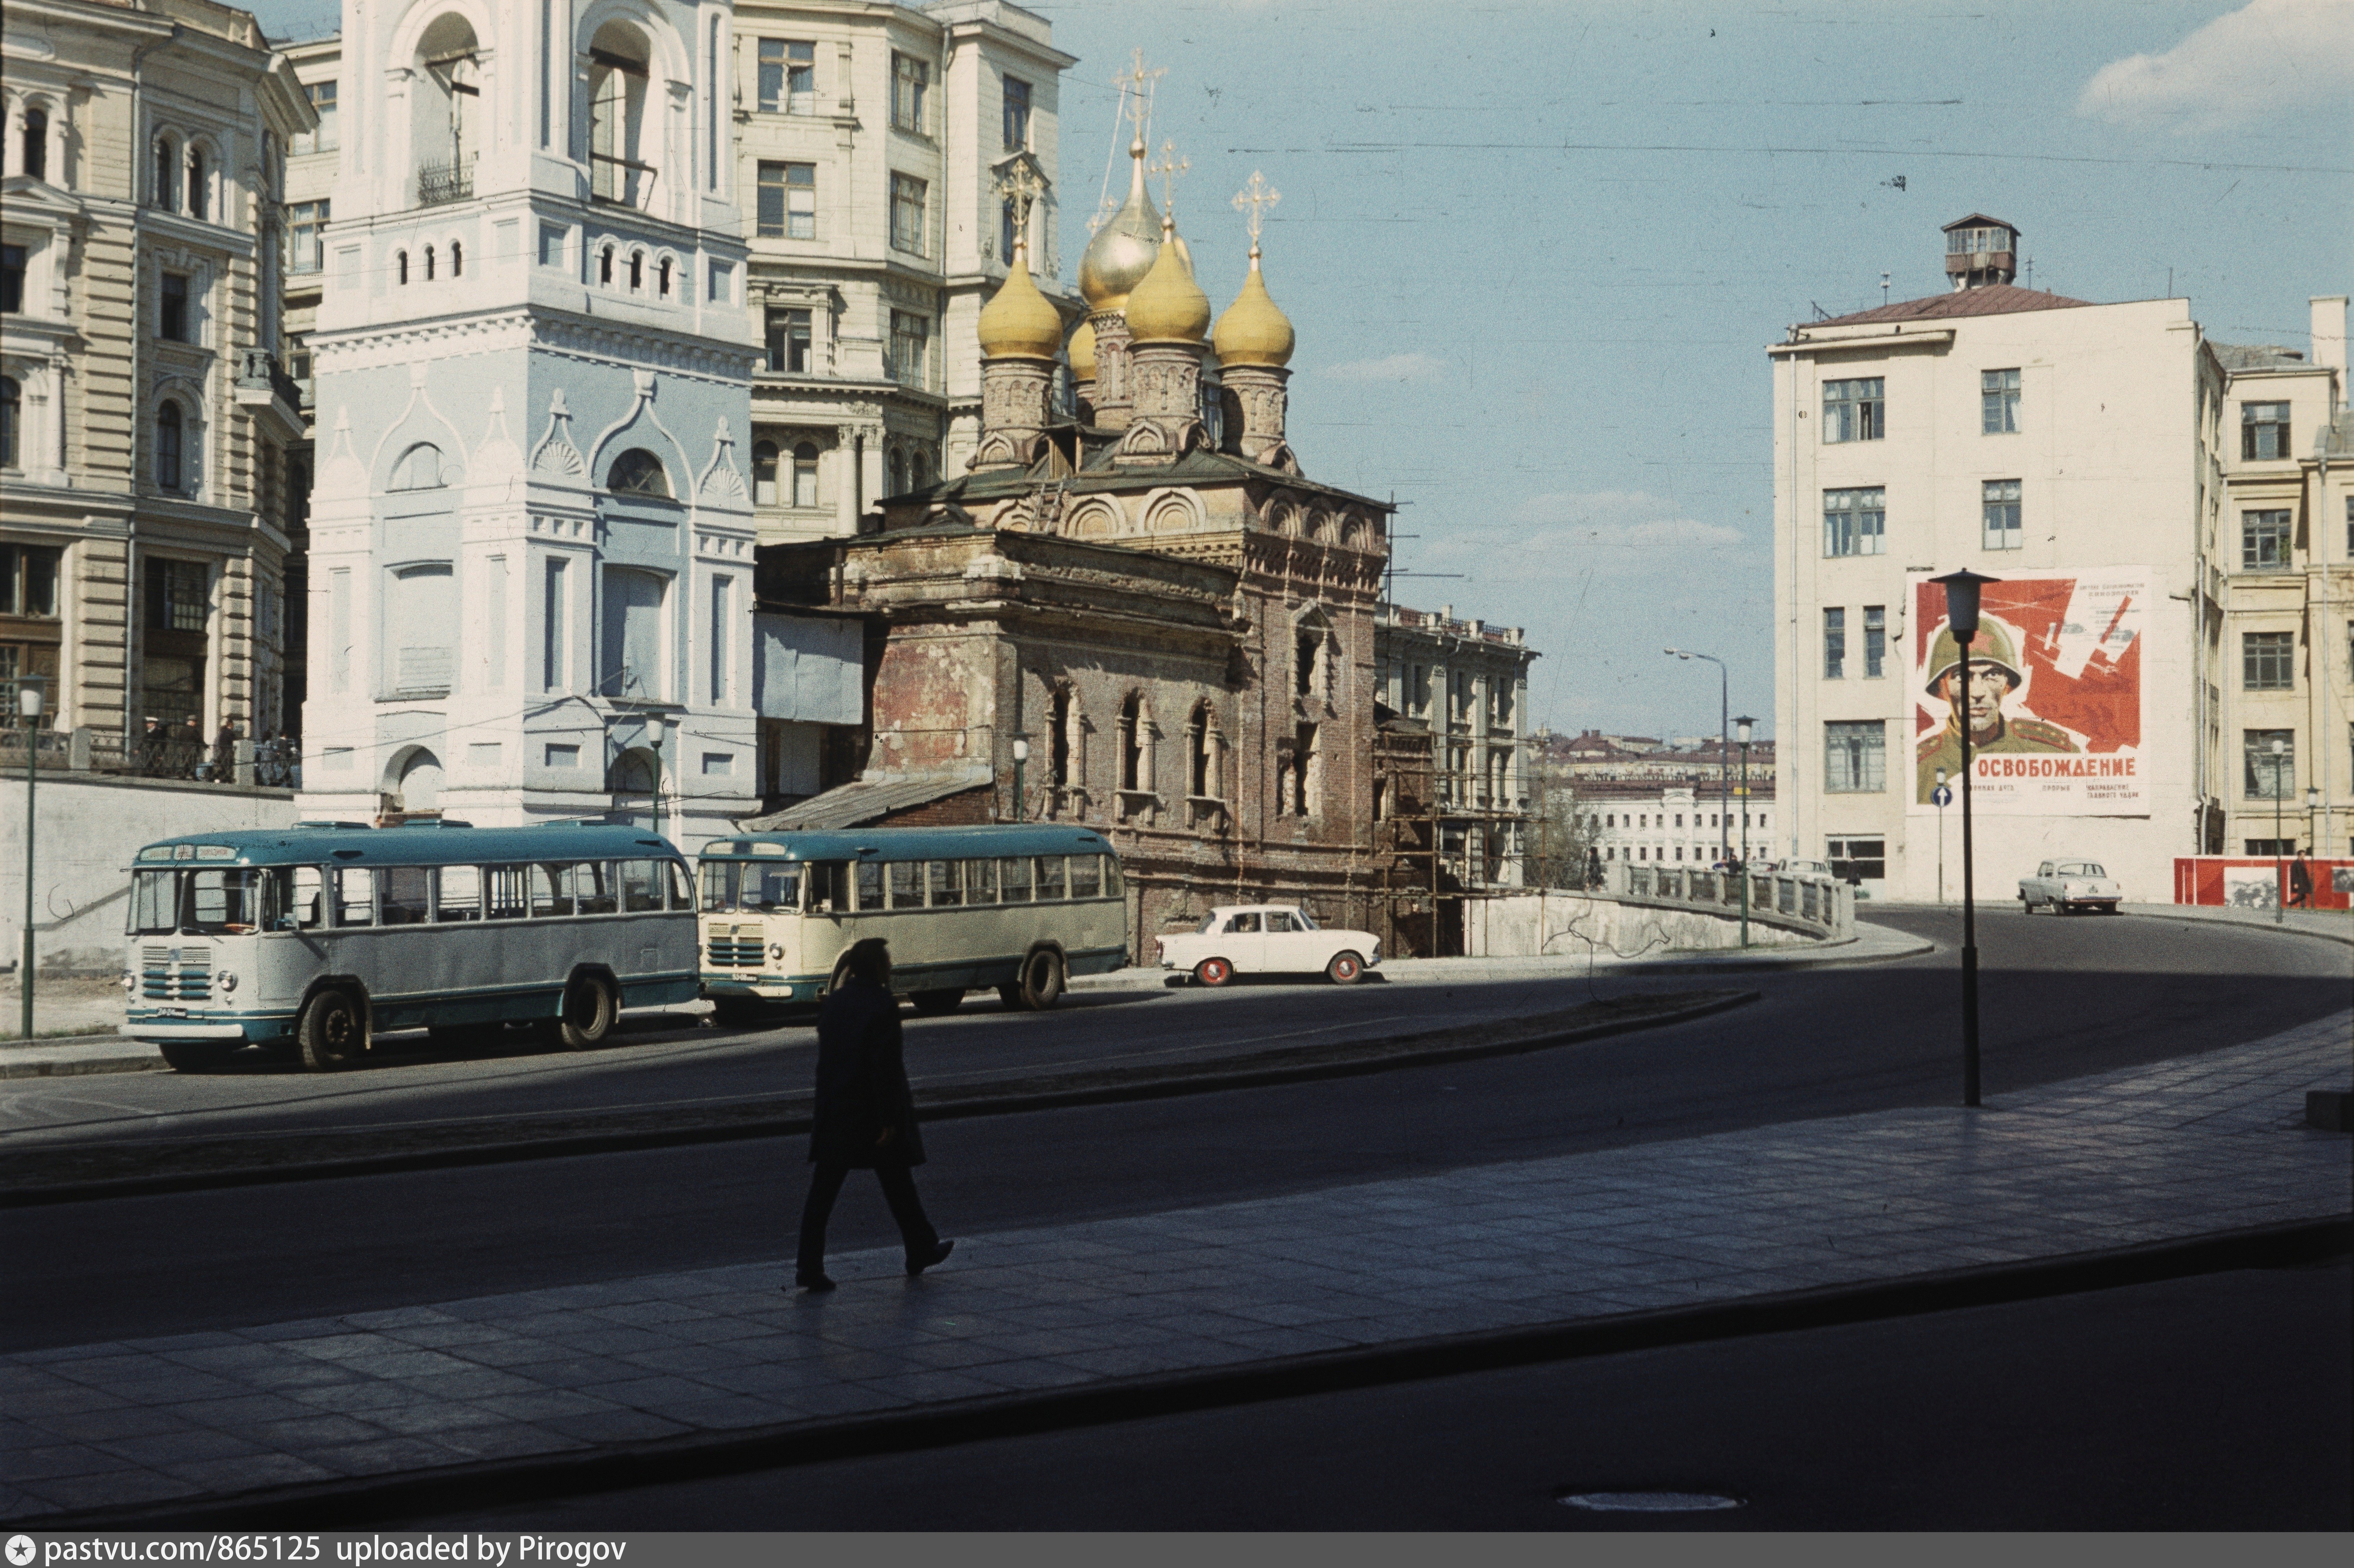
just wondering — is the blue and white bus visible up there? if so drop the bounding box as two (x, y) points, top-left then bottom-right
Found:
(123, 821), (699, 1072)
(697, 824), (1128, 1020)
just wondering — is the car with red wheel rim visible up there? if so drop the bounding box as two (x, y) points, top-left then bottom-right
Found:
(1156, 904), (1380, 986)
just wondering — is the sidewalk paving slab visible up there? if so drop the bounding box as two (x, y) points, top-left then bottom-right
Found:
(3, 1007), (2346, 1525)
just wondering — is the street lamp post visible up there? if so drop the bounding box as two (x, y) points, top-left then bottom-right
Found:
(1664, 648), (1730, 866)
(1935, 766), (1948, 905)
(649, 716), (666, 843)
(2269, 738), (2286, 924)
(1011, 737), (1030, 823)
(19, 681), (42, 1044)
(1932, 569), (2000, 1109)
(1734, 714), (1755, 947)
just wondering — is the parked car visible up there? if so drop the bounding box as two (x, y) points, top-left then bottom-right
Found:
(1774, 858), (1836, 878)
(2018, 859), (2122, 915)
(1156, 904), (1381, 987)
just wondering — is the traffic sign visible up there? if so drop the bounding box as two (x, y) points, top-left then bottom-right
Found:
(1930, 784), (1954, 808)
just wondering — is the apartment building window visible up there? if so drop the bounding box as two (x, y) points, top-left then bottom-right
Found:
(286, 200), (329, 273)
(1982, 368), (2020, 434)
(889, 173), (927, 256)
(2242, 631), (2294, 691)
(1822, 487), (1885, 557)
(888, 311), (929, 388)
(1983, 479), (2023, 550)
(294, 81), (338, 154)
(765, 307), (811, 373)
(1, 244), (24, 314)
(2241, 509), (2291, 572)
(148, 558), (208, 634)
(1003, 76), (1032, 150)
(2241, 402), (2291, 461)
(1827, 836), (1886, 883)
(757, 161), (815, 238)
(2345, 496), (2352, 555)
(2242, 730), (2294, 799)
(154, 403), (185, 490)
(159, 273), (191, 342)
(0, 377), (16, 468)
(21, 109), (46, 182)
(793, 442), (819, 508)
(1823, 607), (1846, 679)
(891, 53), (928, 134)
(0, 545), (60, 618)
(1863, 604), (1886, 678)
(1824, 720), (1885, 793)
(1822, 378), (1883, 443)
(758, 39), (815, 114)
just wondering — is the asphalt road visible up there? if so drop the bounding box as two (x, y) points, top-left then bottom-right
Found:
(414, 1257), (2354, 1530)
(1, 909), (2344, 1354)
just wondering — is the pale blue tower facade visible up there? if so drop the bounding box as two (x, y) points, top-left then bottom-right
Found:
(298, 0), (760, 838)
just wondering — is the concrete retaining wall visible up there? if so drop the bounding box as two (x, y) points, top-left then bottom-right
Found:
(1462, 892), (1814, 959)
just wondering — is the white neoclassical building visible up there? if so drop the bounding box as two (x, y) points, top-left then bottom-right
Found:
(295, 0), (764, 835)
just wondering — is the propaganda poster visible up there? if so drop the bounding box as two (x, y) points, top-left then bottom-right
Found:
(1911, 567), (2147, 815)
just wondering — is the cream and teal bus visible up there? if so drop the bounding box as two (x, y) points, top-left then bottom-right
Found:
(697, 825), (1128, 1021)
(123, 821), (700, 1072)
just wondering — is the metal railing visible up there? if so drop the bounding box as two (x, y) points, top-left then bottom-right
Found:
(237, 349), (304, 411)
(1609, 860), (1853, 940)
(417, 156), (475, 206)
(0, 725), (299, 787)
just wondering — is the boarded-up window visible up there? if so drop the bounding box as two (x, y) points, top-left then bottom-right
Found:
(601, 567), (666, 699)
(388, 564), (455, 694)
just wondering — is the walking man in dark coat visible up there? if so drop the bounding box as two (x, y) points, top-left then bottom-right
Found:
(795, 937), (953, 1292)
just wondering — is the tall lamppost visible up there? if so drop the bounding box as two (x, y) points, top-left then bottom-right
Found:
(1664, 647), (1730, 865)
(1932, 568), (2000, 1109)
(1011, 737), (1030, 823)
(19, 681), (42, 1043)
(2269, 738), (2286, 924)
(648, 715), (667, 843)
(1935, 766), (1948, 905)
(1733, 714), (1755, 947)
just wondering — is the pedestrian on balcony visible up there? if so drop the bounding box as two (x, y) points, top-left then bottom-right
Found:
(793, 937), (953, 1293)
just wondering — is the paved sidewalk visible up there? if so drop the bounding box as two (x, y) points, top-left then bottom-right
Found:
(4, 1008), (2345, 1523)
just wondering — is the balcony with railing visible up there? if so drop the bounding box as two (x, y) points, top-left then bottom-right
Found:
(417, 156), (475, 206)
(234, 349), (308, 440)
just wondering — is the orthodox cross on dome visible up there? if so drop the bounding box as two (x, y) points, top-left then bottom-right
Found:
(1148, 138), (1190, 218)
(1116, 49), (1163, 146)
(1233, 170), (1280, 248)
(994, 159), (1047, 246)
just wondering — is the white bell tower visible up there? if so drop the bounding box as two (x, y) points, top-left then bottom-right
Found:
(298, 0), (759, 838)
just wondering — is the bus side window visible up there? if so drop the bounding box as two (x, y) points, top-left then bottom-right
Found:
(486, 865), (529, 920)
(437, 864), (483, 921)
(927, 859), (962, 908)
(1070, 854), (1102, 899)
(575, 863), (617, 916)
(665, 861), (692, 910)
(889, 861), (924, 910)
(289, 866), (326, 930)
(855, 859), (884, 911)
(809, 862), (850, 914)
(621, 860), (662, 913)
(383, 867), (432, 925)
(335, 867), (377, 926)
(1035, 856), (1065, 901)
(998, 856), (1032, 903)
(966, 859), (997, 904)
(1104, 856), (1125, 896)
(532, 863), (573, 917)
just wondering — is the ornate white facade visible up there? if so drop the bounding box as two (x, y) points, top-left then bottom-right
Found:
(297, 0), (762, 835)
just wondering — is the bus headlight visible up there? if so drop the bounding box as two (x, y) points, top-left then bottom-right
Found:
(216, 969), (239, 994)
(768, 943), (784, 961)
(121, 969), (138, 996)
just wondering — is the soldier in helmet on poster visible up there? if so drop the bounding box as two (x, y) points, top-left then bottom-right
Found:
(1917, 616), (2077, 802)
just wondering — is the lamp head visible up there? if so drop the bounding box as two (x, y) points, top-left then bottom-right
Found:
(18, 683), (41, 721)
(1935, 767), (1947, 786)
(1011, 737), (1030, 763)
(2271, 738), (2285, 755)
(1733, 714), (1755, 745)
(2307, 786), (2321, 808)
(1930, 568), (2001, 638)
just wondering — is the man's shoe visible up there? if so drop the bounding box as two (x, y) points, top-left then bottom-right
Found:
(792, 1274), (836, 1294)
(907, 1239), (955, 1277)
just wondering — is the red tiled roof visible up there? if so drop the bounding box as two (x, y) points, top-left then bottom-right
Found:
(1808, 284), (2094, 331)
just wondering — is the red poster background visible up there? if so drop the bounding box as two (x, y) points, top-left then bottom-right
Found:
(1913, 577), (2140, 753)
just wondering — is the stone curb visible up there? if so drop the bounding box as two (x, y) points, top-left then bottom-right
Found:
(11, 1212), (2344, 1532)
(0, 990), (1759, 1207)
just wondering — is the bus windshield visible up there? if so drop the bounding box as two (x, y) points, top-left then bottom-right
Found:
(129, 867), (291, 936)
(701, 860), (805, 913)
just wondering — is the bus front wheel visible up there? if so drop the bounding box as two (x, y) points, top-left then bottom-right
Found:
(298, 988), (369, 1071)
(553, 974), (617, 1050)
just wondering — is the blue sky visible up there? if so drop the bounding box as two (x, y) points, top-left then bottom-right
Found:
(246, 0), (2352, 741)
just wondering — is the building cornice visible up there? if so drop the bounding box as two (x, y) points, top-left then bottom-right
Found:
(1768, 328), (1956, 358)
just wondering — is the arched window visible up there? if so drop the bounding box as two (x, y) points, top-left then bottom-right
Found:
(186, 146), (207, 219)
(154, 402), (184, 491)
(1, 377), (21, 468)
(608, 448), (669, 497)
(1187, 702), (1216, 798)
(413, 14), (481, 204)
(752, 441), (778, 506)
(450, 241), (463, 277)
(390, 442), (445, 491)
(656, 257), (671, 296)
(792, 442), (819, 508)
(152, 135), (180, 209)
(424, 245), (436, 280)
(600, 246), (614, 284)
(627, 251), (643, 290)
(1048, 685), (1073, 790)
(23, 109), (47, 183)
(909, 449), (929, 489)
(587, 24), (653, 207)
(1118, 692), (1147, 792)
(887, 448), (906, 495)
(397, 250), (409, 284)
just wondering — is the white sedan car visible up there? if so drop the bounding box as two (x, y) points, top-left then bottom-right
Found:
(1156, 904), (1381, 987)
(2018, 859), (2123, 914)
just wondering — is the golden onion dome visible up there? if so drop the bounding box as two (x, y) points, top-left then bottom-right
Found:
(1124, 217), (1211, 344)
(1212, 245), (1295, 368)
(1078, 141), (1162, 311)
(976, 239), (1063, 360)
(1067, 318), (1097, 381)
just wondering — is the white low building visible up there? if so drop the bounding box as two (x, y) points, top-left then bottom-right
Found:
(1577, 779), (1775, 872)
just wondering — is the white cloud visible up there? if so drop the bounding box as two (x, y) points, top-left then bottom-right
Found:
(1506, 490), (1744, 551)
(1318, 351), (1448, 384)
(2076, 0), (2354, 130)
